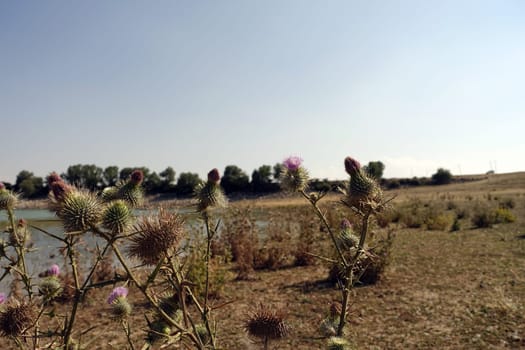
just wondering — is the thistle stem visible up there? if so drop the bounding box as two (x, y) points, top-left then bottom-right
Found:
(299, 190), (348, 267)
(110, 243), (203, 348)
(202, 211), (217, 349)
(64, 238), (81, 347)
(336, 209), (371, 336)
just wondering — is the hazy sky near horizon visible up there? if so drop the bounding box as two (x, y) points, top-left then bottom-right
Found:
(1, 1), (524, 183)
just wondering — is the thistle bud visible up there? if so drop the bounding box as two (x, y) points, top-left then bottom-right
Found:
(46, 172), (62, 186)
(207, 168), (221, 184)
(0, 188), (18, 211)
(195, 168), (227, 212)
(130, 170), (144, 185)
(102, 200), (133, 235)
(59, 191), (102, 232)
(51, 181), (73, 202)
(107, 287), (131, 320)
(327, 336), (352, 350)
(343, 156), (382, 209)
(344, 157), (361, 176)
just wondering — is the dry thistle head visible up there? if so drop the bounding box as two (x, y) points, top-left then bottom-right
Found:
(127, 208), (184, 265)
(343, 156), (382, 210)
(102, 200), (133, 235)
(58, 190), (102, 232)
(244, 304), (289, 342)
(280, 156), (309, 192)
(195, 168), (227, 212)
(0, 185), (18, 211)
(0, 300), (36, 336)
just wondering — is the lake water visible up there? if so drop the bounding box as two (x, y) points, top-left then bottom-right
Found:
(0, 208), (272, 290)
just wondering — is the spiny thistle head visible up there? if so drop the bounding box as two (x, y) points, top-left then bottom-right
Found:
(158, 294), (180, 319)
(195, 323), (210, 345)
(39, 277), (62, 301)
(127, 209), (184, 265)
(280, 156), (309, 192)
(337, 220), (359, 250)
(59, 190), (102, 232)
(319, 317), (338, 337)
(107, 287), (131, 320)
(195, 169), (227, 212)
(102, 200), (133, 235)
(327, 336), (352, 350)
(147, 320), (171, 344)
(343, 156), (382, 209)
(244, 304), (289, 341)
(0, 187), (18, 211)
(116, 180), (143, 208)
(0, 300), (36, 336)
(101, 186), (118, 202)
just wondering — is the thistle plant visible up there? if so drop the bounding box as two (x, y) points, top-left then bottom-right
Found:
(281, 155), (392, 344)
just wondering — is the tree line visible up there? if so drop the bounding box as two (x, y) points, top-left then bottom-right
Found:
(2, 161), (455, 199)
(2, 163), (287, 199)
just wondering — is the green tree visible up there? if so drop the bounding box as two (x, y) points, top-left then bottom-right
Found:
(145, 172), (162, 194)
(159, 166), (176, 192)
(176, 172), (201, 196)
(64, 164), (103, 190)
(251, 165), (279, 193)
(221, 165), (250, 194)
(273, 163), (284, 181)
(15, 170), (44, 198)
(432, 168), (453, 185)
(363, 161), (385, 180)
(103, 166), (119, 187)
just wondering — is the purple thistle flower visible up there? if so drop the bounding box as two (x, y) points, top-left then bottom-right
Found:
(344, 156), (361, 176)
(130, 170), (144, 185)
(47, 264), (60, 277)
(207, 168), (221, 184)
(107, 286), (128, 304)
(283, 156), (303, 171)
(341, 219), (352, 230)
(0, 293), (5, 304)
(0, 182), (5, 191)
(46, 172), (62, 186)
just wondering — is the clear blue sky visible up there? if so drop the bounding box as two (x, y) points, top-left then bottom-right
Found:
(1, 1), (524, 183)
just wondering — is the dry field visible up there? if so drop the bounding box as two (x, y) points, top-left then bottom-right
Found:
(1, 172), (524, 349)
